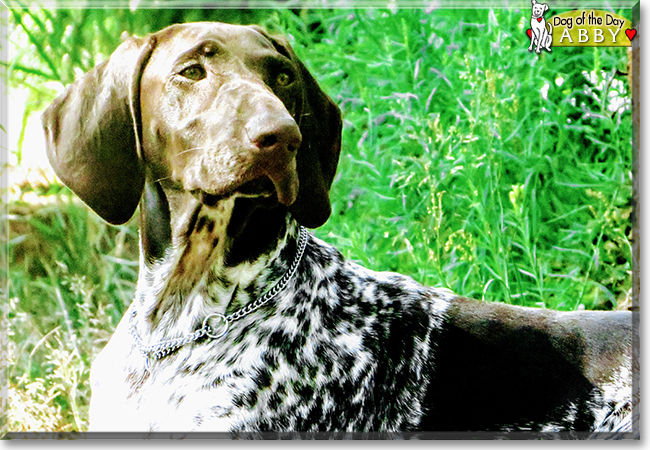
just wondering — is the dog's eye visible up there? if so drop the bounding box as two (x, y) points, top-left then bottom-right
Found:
(179, 65), (206, 81)
(276, 71), (293, 87)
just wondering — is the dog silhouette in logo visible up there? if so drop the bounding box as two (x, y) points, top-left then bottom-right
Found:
(528, 0), (552, 53)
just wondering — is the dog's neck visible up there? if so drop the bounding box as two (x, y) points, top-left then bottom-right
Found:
(134, 181), (300, 339)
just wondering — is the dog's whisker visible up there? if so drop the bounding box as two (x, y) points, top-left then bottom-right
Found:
(175, 146), (209, 157)
(153, 175), (172, 183)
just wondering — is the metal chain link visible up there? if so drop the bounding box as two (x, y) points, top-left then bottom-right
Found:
(130, 226), (308, 369)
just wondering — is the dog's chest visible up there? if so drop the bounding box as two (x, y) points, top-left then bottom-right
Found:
(89, 237), (451, 432)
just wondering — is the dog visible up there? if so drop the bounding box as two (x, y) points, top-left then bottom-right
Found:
(42, 22), (633, 436)
(529, 0), (553, 53)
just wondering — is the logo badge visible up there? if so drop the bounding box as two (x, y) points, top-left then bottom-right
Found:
(526, 0), (635, 49)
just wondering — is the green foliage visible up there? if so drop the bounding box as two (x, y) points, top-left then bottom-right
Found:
(6, 198), (139, 432)
(267, 8), (632, 311)
(4, 6), (633, 432)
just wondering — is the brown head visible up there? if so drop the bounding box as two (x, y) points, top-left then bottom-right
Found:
(42, 22), (342, 229)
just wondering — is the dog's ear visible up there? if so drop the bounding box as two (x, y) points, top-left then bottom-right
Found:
(291, 55), (343, 229)
(42, 35), (156, 225)
(544, 3), (549, 12)
(250, 26), (342, 229)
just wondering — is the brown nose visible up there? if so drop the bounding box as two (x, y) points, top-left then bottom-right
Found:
(248, 116), (302, 154)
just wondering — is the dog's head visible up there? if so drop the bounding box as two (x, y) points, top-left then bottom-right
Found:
(531, 0), (549, 19)
(42, 22), (342, 229)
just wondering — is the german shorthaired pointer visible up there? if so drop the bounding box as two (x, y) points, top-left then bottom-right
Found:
(43, 22), (634, 436)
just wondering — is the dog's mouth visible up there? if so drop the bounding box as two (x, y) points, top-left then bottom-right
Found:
(186, 154), (300, 208)
(191, 177), (278, 207)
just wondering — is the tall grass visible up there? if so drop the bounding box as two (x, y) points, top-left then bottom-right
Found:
(4, 7), (633, 432)
(6, 197), (139, 431)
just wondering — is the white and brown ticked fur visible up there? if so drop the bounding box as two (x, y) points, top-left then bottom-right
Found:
(43, 22), (634, 437)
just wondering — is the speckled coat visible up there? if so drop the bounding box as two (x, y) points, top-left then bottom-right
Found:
(89, 211), (453, 432)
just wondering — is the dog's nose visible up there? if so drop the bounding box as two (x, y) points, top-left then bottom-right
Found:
(247, 115), (302, 154)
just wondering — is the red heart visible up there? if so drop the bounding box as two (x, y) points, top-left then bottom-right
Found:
(625, 29), (637, 41)
(527, 29), (532, 39)
(537, 17), (543, 22)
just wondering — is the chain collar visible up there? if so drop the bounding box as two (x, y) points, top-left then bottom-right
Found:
(130, 225), (308, 370)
